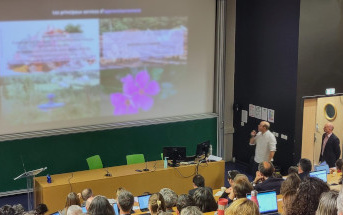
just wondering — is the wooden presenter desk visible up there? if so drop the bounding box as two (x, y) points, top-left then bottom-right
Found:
(34, 160), (225, 213)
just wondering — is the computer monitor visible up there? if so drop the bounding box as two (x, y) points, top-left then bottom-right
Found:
(195, 141), (210, 158)
(163, 146), (186, 167)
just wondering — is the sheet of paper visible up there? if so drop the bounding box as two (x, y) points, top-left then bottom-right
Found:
(249, 104), (255, 117)
(241, 110), (248, 123)
(268, 109), (275, 123)
(255, 106), (262, 119)
(262, 107), (268, 121)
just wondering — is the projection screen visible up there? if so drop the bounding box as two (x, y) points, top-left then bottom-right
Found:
(0, 0), (216, 136)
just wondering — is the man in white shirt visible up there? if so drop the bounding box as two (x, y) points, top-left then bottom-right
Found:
(249, 121), (277, 174)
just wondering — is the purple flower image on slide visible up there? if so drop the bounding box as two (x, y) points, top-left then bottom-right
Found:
(110, 70), (160, 115)
(110, 93), (138, 115)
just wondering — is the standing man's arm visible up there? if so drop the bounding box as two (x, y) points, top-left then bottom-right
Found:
(249, 130), (257, 145)
(269, 151), (275, 162)
(269, 134), (277, 162)
(333, 136), (341, 160)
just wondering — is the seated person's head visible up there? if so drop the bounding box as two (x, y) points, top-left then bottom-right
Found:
(65, 192), (81, 209)
(116, 187), (126, 200)
(180, 206), (202, 215)
(159, 188), (178, 211)
(233, 174), (249, 183)
(316, 190), (339, 215)
(81, 188), (93, 201)
(224, 198), (259, 215)
(176, 194), (195, 214)
(118, 190), (134, 214)
(287, 177), (330, 215)
(149, 193), (166, 215)
(288, 166), (298, 175)
(298, 158), (312, 174)
(67, 205), (83, 215)
(258, 161), (274, 178)
(0, 205), (15, 215)
(280, 173), (301, 195)
(227, 170), (240, 186)
(193, 187), (217, 213)
(88, 195), (114, 215)
(12, 204), (25, 215)
(233, 178), (253, 199)
(282, 190), (296, 215)
(336, 159), (343, 171)
(193, 175), (205, 188)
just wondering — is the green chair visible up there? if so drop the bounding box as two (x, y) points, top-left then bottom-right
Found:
(86, 155), (103, 170)
(126, 154), (145, 165)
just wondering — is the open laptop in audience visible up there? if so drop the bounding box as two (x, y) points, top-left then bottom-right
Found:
(309, 170), (327, 183)
(113, 203), (119, 215)
(246, 190), (278, 214)
(138, 194), (151, 212)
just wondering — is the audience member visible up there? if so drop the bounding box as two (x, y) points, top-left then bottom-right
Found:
(282, 190), (296, 215)
(159, 188), (178, 212)
(88, 195), (115, 215)
(298, 158), (312, 180)
(287, 177), (330, 215)
(61, 192), (81, 215)
(315, 190), (339, 215)
(78, 188), (93, 207)
(336, 159), (343, 172)
(224, 178), (253, 204)
(66, 205), (83, 215)
(337, 188), (343, 215)
(188, 175), (212, 196)
(193, 187), (217, 213)
(0, 205), (15, 215)
(288, 166), (298, 175)
(148, 193), (166, 215)
(12, 204), (24, 215)
(224, 198), (259, 215)
(220, 170), (240, 199)
(233, 174), (250, 183)
(35, 204), (48, 215)
(180, 206), (202, 215)
(253, 161), (284, 194)
(117, 190), (134, 215)
(280, 173), (301, 195)
(176, 194), (195, 215)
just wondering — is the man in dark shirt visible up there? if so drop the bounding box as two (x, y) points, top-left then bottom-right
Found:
(298, 158), (312, 180)
(188, 175), (212, 196)
(252, 161), (284, 194)
(118, 190), (134, 215)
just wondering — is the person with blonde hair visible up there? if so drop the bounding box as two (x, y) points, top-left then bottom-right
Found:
(149, 193), (166, 215)
(224, 198), (259, 215)
(282, 190), (296, 215)
(280, 173), (301, 195)
(61, 192), (81, 215)
(316, 190), (339, 215)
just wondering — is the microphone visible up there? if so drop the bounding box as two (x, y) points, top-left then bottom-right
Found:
(104, 167), (112, 177)
(143, 159), (149, 171)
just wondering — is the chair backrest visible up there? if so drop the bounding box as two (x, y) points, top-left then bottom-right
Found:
(86, 155), (103, 170)
(126, 154), (145, 165)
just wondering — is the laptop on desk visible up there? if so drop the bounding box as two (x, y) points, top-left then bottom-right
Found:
(309, 170), (327, 183)
(247, 190), (278, 214)
(138, 194), (151, 212)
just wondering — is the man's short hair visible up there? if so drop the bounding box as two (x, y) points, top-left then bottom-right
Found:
(67, 205), (83, 215)
(258, 161), (274, 177)
(180, 206), (202, 215)
(176, 194), (195, 213)
(118, 190), (134, 212)
(298, 158), (312, 173)
(192, 175), (205, 187)
(159, 188), (178, 209)
(81, 188), (93, 201)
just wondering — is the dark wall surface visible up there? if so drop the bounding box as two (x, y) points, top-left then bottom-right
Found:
(295, 0), (343, 162)
(234, 0), (300, 174)
(1, 118), (217, 192)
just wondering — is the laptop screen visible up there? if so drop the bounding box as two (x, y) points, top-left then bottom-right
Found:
(310, 170), (327, 182)
(247, 191), (278, 214)
(113, 203), (119, 215)
(138, 195), (151, 210)
(81, 207), (87, 213)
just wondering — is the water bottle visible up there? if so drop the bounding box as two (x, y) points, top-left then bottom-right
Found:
(47, 174), (52, 183)
(251, 190), (259, 207)
(164, 157), (168, 169)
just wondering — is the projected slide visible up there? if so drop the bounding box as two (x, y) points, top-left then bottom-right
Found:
(0, 16), (190, 133)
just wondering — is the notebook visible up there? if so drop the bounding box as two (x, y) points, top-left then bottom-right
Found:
(113, 203), (119, 215)
(246, 191), (278, 214)
(138, 194), (151, 212)
(309, 170), (327, 182)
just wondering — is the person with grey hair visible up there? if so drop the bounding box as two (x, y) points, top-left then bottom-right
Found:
(67, 205), (83, 215)
(316, 190), (339, 215)
(117, 190), (134, 215)
(180, 206), (202, 215)
(320, 122), (341, 167)
(337, 188), (343, 215)
(253, 161), (284, 194)
(159, 188), (178, 212)
(77, 188), (93, 207)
